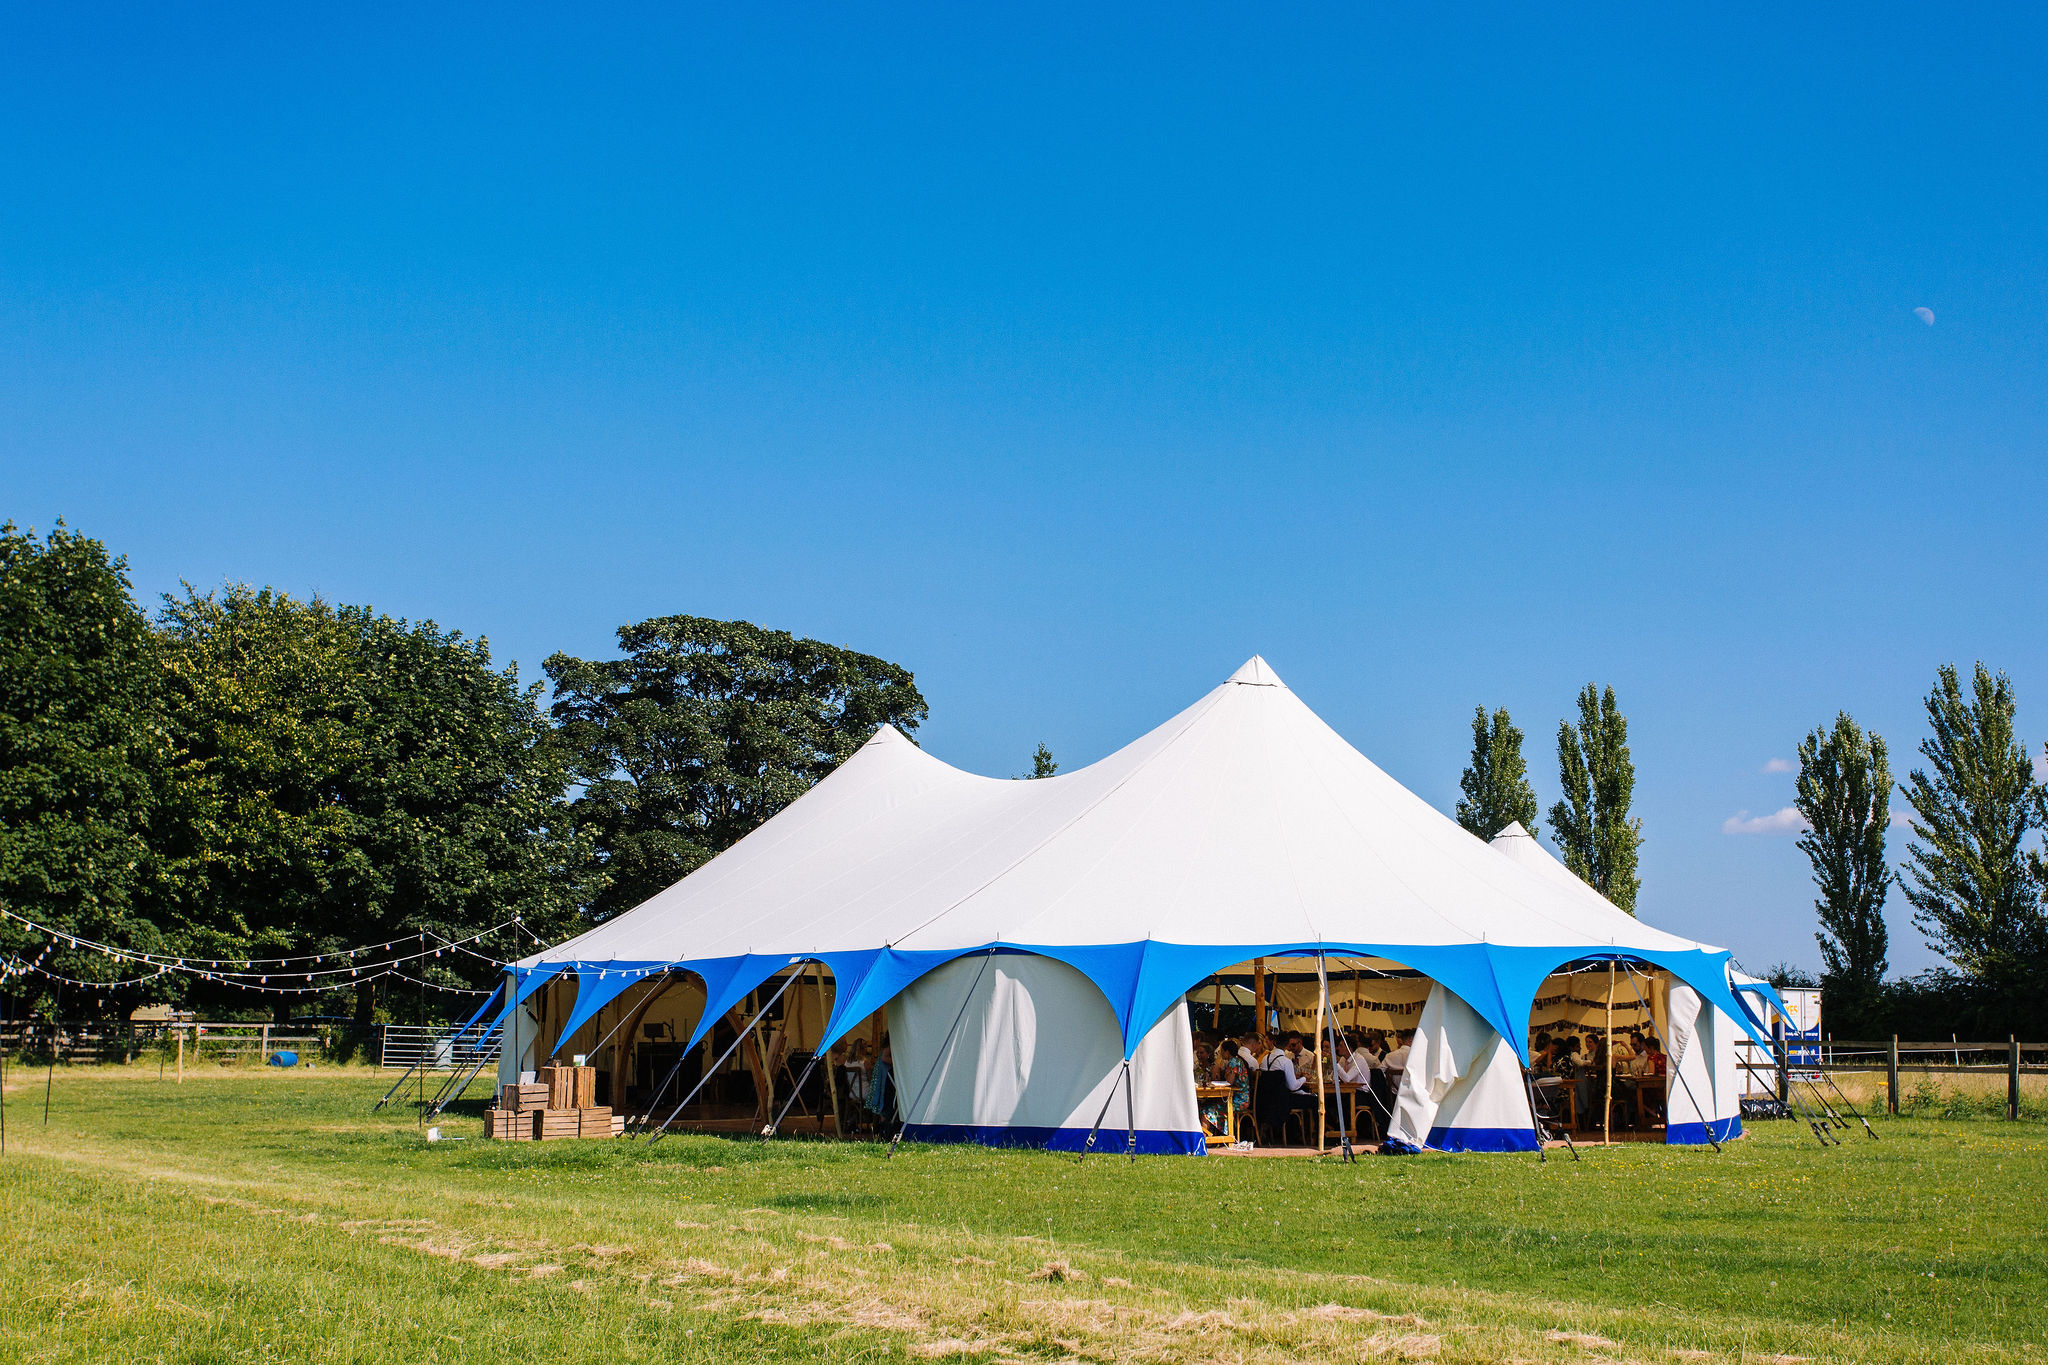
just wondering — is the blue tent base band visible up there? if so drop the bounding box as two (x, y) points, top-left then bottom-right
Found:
(1667, 1117), (1742, 1145)
(1424, 1125), (1541, 1153)
(900, 1123), (1208, 1156)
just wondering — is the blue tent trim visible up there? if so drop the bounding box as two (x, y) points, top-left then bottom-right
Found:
(524, 938), (1766, 1071)
(477, 961), (569, 1043)
(1669, 1116), (1742, 1145)
(1426, 1125), (1540, 1153)
(900, 1123), (1207, 1156)
(547, 963), (673, 1056)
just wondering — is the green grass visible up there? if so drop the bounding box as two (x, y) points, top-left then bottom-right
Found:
(3, 1067), (2045, 1363)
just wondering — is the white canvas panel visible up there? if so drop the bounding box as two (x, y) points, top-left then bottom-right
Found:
(527, 661), (1720, 967)
(890, 953), (1201, 1153)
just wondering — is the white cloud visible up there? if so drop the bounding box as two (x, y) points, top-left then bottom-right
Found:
(1722, 806), (1809, 836)
(1762, 757), (1796, 774)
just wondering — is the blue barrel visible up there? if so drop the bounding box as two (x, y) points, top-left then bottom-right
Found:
(267, 1050), (299, 1068)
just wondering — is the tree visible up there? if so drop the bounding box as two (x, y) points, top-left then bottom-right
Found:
(158, 584), (588, 1026)
(1794, 713), (1892, 1026)
(545, 616), (928, 920)
(1456, 706), (1539, 841)
(1548, 683), (1642, 914)
(1899, 663), (2045, 1015)
(1026, 744), (1058, 779)
(0, 522), (175, 1010)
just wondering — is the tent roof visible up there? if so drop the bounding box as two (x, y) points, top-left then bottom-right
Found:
(533, 659), (1714, 962)
(521, 658), (1760, 1058)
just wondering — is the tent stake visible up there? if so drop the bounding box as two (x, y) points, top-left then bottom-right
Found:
(643, 969), (805, 1145)
(889, 949), (995, 1159)
(1819, 1069), (1878, 1140)
(1080, 1060), (1124, 1161)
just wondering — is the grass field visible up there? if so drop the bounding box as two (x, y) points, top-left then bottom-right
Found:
(2, 1066), (2044, 1364)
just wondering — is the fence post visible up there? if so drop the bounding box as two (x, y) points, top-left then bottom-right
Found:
(1887, 1035), (1900, 1115)
(2011, 1036), (2021, 1122)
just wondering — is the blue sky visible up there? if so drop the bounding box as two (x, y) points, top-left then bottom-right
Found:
(5, 5), (2044, 976)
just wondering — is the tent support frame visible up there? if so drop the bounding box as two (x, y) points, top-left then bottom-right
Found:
(642, 968), (803, 1144)
(1619, 962), (1722, 1153)
(888, 948), (995, 1159)
(1316, 953), (1354, 1162)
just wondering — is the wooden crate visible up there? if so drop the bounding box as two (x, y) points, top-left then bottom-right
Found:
(538, 1066), (576, 1110)
(572, 1066), (597, 1109)
(578, 1106), (613, 1138)
(499, 1082), (547, 1113)
(536, 1108), (582, 1141)
(485, 1108), (534, 1141)
(609, 1113), (626, 1137)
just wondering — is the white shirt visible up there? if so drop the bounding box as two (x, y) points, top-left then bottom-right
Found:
(1383, 1044), (1411, 1073)
(1335, 1052), (1373, 1085)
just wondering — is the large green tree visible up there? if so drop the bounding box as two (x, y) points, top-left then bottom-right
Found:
(0, 522), (175, 1009)
(545, 616), (928, 920)
(1456, 705), (1539, 841)
(1899, 663), (2045, 1017)
(1794, 713), (1892, 1027)
(158, 585), (588, 1025)
(1548, 683), (1642, 914)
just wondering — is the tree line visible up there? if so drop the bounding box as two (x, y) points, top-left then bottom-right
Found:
(1454, 671), (2048, 1038)
(0, 522), (926, 1027)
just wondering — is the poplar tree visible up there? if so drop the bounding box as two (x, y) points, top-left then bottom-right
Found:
(1548, 683), (1642, 914)
(1456, 706), (1539, 840)
(1794, 713), (1892, 1024)
(1899, 664), (2045, 1010)
(1027, 744), (1058, 779)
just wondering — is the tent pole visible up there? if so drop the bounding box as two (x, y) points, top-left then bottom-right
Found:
(1252, 958), (1266, 1043)
(765, 1048), (829, 1139)
(1211, 978), (1221, 1030)
(889, 949), (996, 1159)
(1317, 954), (1353, 1162)
(1619, 964), (1722, 1153)
(644, 969), (804, 1145)
(816, 969), (840, 1136)
(44, 979), (62, 1126)
(608, 974), (681, 1114)
(1122, 1058), (1138, 1161)
(1519, 1065), (1551, 1163)
(1604, 961), (1613, 1147)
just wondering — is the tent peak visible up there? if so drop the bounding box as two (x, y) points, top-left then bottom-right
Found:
(864, 723), (915, 747)
(1227, 655), (1286, 688)
(1490, 821), (1531, 841)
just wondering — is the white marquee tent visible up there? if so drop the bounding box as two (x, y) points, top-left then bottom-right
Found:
(490, 657), (1767, 1153)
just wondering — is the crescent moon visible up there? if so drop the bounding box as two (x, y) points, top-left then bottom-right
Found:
(1913, 307), (1935, 325)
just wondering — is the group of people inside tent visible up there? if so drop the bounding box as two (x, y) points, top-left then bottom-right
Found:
(1530, 1025), (1670, 1131)
(1191, 1026), (1417, 1146)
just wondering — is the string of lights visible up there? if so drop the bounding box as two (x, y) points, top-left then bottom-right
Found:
(0, 904), (528, 979)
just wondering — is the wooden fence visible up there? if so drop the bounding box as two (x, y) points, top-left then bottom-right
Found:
(1737, 1036), (2044, 1119)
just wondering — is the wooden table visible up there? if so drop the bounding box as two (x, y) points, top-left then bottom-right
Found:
(1195, 1083), (1237, 1144)
(1317, 1080), (1371, 1143)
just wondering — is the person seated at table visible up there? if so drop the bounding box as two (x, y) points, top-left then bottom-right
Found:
(1333, 1035), (1373, 1086)
(1212, 1034), (1254, 1128)
(1382, 1030), (1413, 1091)
(1259, 1033), (1320, 1114)
(1238, 1033), (1269, 1068)
(1640, 1033), (1667, 1075)
(1356, 1029), (1387, 1068)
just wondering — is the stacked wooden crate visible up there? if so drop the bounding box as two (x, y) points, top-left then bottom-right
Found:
(483, 1065), (621, 1141)
(484, 1079), (548, 1140)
